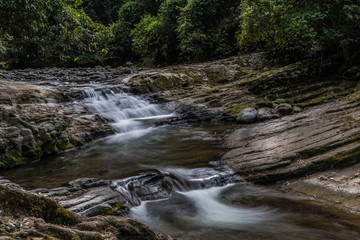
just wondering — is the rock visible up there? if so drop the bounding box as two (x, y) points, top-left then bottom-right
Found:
(254, 101), (273, 108)
(0, 184), (172, 240)
(0, 79), (115, 169)
(236, 107), (257, 124)
(60, 187), (128, 215)
(273, 99), (286, 105)
(275, 103), (293, 115)
(4, 127), (20, 138)
(111, 172), (173, 204)
(256, 107), (279, 121)
(223, 100), (360, 185)
(280, 165), (360, 214)
(68, 178), (109, 189)
(293, 106), (302, 113)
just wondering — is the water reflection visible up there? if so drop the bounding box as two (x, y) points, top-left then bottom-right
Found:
(2, 124), (230, 189)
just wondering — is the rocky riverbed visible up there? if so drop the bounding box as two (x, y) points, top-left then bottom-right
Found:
(1, 52), (360, 238)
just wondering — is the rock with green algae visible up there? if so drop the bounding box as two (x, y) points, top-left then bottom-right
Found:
(120, 53), (356, 124)
(0, 184), (172, 240)
(0, 80), (115, 170)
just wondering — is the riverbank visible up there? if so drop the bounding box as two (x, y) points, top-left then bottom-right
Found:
(1, 52), (360, 238)
(121, 52), (360, 215)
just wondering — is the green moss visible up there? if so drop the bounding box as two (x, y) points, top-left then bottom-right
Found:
(0, 185), (79, 226)
(31, 113), (42, 119)
(308, 145), (360, 172)
(42, 144), (59, 155)
(47, 226), (81, 240)
(89, 203), (123, 217)
(58, 138), (74, 151)
(5, 151), (24, 164)
(27, 143), (43, 159)
(228, 104), (250, 117)
(300, 93), (334, 108)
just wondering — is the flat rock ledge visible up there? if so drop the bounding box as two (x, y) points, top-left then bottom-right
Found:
(223, 98), (360, 213)
(31, 173), (175, 217)
(0, 180), (172, 240)
(278, 165), (360, 214)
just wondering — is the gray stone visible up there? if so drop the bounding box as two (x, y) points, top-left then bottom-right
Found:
(236, 107), (257, 124)
(293, 106), (302, 113)
(223, 100), (360, 185)
(273, 98), (286, 104)
(275, 103), (293, 115)
(256, 107), (279, 121)
(20, 128), (34, 145)
(68, 178), (109, 189)
(61, 187), (127, 215)
(5, 127), (20, 138)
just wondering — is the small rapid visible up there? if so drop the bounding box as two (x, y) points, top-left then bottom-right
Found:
(109, 166), (243, 207)
(82, 87), (173, 138)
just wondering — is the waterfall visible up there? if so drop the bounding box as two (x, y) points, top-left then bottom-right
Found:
(110, 167), (243, 208)
(81, 87), (245, 220)
(82, 87), (173, 138)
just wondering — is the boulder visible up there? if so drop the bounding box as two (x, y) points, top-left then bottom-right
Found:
(275, 103), (293, 115)
(236, 107), (257, 124)
(256, 107), (279, 121)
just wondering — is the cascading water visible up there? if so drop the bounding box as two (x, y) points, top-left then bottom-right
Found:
(79, 86), (274, 234)
(110, 166), (243, 208)
(82, 87), (173, 139)
(5, 84), (359, 240)
(80, 86), (263, 231)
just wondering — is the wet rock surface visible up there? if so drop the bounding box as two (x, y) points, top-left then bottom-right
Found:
(223, 100), (360, 183)
(0, 183), (172, 240)
(222, 97), (360, 212)
(27, 167), (242, 218)
(278, 165), (360, 214)
(0, 79), (115, 170)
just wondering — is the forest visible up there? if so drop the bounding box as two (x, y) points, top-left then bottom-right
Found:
(0, 0), (359, 68)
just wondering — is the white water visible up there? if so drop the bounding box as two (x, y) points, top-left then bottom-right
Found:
(179, 185), (273, 229)
(83, 87), (173, 139)
(131, 184), (274, 231)
(82, 87), (271, 230)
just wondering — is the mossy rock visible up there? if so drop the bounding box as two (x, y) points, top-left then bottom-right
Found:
(0, 185), (79, 225)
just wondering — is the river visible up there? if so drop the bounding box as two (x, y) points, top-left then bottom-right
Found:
(3, 86), (360, 240)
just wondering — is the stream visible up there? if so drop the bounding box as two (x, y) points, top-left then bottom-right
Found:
(3, 86), (360, 240)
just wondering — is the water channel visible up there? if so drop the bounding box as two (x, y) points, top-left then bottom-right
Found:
(3, 86), (360, 239)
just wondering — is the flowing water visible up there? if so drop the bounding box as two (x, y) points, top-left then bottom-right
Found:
(3, 87), (360, 239)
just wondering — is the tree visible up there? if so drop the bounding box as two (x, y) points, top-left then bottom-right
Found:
(131, 0), (186, 64)
(110, 0), (162, 64)
(80, 0), (126, 25)
(177, 0), (239, 62)
(0, 0), (111, 68)
(238, 0), (360, 62)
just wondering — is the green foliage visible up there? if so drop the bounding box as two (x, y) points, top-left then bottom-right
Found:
(131, 0), (186, 64)
(177, 0), (239, 62)
(0, 0), (111, 68)
(109, 0), (162, 64)
(238, 0), (360, 61)
(80, 0), (126, 25)
(0, 0), (359, 68)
